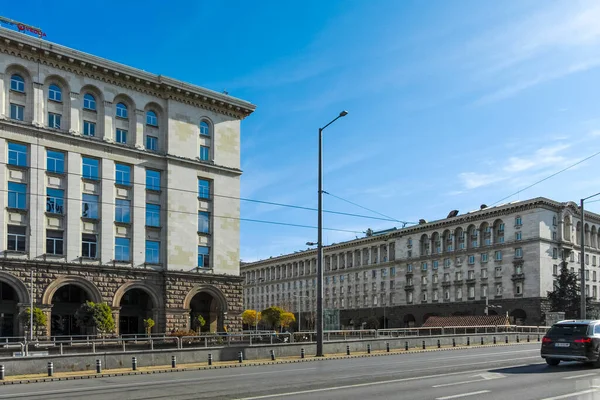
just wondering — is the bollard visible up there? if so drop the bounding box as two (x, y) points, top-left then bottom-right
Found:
(505, 336), (508, 344)
(96, 359), (102, 374)
(516, 336), (520, 343)
(481, 337), (484, 345)
(301, 348), (305, 359)
(405, 342), (408, 351)
(493, 336), (497, 344)
(172, 355), (177, 368)
(527, 335), (530, 343)
(47, 362), (53, 377)
(238, 352), (243, 363)
(452, 338), (456, 347)
(270, 350), (275, 361)
(437, 339), (440, 349)
(386, 342), (390, 353)
(0, 365), (4, 381)
(467, 337), (470, 346)
(208, 353), (213, 366)
(422, 341), (426, 350)
(132, 357), (137, 371)
(367, 344), (371, 354)
(537, 334), (540, 342)
(346, 345), (350, 356)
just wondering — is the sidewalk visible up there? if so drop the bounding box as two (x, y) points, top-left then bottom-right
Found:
(0, 341), (534, 385)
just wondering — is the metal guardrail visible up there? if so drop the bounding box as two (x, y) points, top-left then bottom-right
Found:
(0, 325), (550, 357)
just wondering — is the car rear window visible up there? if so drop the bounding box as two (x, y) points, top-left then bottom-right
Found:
(548, 324), (589, 336)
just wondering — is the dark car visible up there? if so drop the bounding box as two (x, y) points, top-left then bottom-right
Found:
(541, 320), (600, 366)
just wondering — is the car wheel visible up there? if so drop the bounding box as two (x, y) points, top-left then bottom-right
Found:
(546, 358), (560, 366)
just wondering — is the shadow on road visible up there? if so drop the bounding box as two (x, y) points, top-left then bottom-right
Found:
(491, 362), (597, 375)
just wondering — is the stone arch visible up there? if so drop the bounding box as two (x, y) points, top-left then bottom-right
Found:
(184, 284), (228, 311)
(592, 225), (598, 248)
(431, 232), (441, 254)
(79, 84), (105, 137)
(442, 229), (452, 252)
(403, 313), (416, 327)
(510, 309), (527, 325)
(0, 271), (29, 304)
(43, 74), (71, 129)
(576, 221), (582, 245)
(42, 276), (103, 305)
(563, 215), (572, 242)
(112, 281), (163, 309)
(467, 224), (478, 249)
(4, 63), (35, 122)
(184, 285), (228, 332)
(454, 227), (464, 250)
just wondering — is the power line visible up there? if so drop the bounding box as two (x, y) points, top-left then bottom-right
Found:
(0, 187), (364, 234)
(491, 148), (600, 206)
(323, 191), (416, 226)
(0, 160), (398, 223)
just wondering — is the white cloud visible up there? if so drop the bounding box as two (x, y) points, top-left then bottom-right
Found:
(458, 172), (507, 190)
(503, 143), (570, 173)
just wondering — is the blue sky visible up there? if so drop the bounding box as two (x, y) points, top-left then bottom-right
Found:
(5, 0), (600, 261)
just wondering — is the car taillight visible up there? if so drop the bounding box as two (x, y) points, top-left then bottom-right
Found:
(542, 337), (552, 344)
(574, 338), (593, 344)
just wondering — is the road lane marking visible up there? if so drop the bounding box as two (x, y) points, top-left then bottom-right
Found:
(0, 367), (319, 399)
(436, 391), (491, 400)
(540, 389), (598, 399)
(235, 363), (535, 400)
(432, 372), (505, 388)
(562, 373), (597, 380)
(433, 379), (486, 388)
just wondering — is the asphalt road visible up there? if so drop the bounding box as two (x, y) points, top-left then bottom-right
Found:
(5, 344), (600, 399)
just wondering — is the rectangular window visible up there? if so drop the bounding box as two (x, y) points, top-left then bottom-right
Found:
(552, 232), (557, 240)
(146, 136), (158, 151)
(8, 142), (28, 166)
(46, 150), (65, 173)
(46, 188), (64, 214)
(145, 240), (160, 264)
(45, 230), (64, 255)
(407, 264), (413, 272)
(433, 260), (439, 270)
(481, 253), (488, 263)
(515, 248), (523, 258)
(553, 264), (558, 276)
(468, 255), (475, 264)
(372, 269), (377, 278)
(198, 179), (210, 199)
(10, 103), (24, 121)
(115, 164), (131, 186)
(146, 170), (161, 191)
(481, 268), (488, 279)
(422, 262), (427, 271)
(83, 121), (96, 137)
(496, 284), (502, 295)
(494, 250), (502, 261)
(515, 217), (522, 226)
(390, 266), (396, 277)
(200, 146), (210, 161)
(82, 157), (99, 180)
(146, 204), (160, 227)
(8, 182), (27, 209)
(115, 237), (130, 261)
(7, 225), (26, 252)
(115, 129), (127, 144)
(82, 194), (99, 219)
(444, 258), (451, 268)
(48, 112), (61, 129)
(469, 286), (475, 298)
(495, 267), (502, 277)
(552, 248), (558, 259)
(515, 231), (522, 241)
(81, 233), (98, 258)
(198, 246), (210, 268)
(482, 285), (488, 298)
(115, 199), (131, 223)
(468, 270), (474, 280)
(198, 211), (210, 233)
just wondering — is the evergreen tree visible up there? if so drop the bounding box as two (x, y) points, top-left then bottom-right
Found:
(547, 258), (594, 319)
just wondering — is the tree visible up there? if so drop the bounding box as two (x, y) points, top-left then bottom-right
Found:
(280, 312), (295, 330)
(20, 307), (47, 335)
(261, 306), (285, 330)
(143, 318), (155, 335)
(547, 258), (593, 319)
(365, 316), (380, 330)
(242, 310), (261, 327)
(196, 315), (206, 333)
(75, 301), (115, 335)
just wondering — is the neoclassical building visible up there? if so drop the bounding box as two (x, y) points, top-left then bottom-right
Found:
(0, 28), (255, 337)
(241, 197), (597, 327)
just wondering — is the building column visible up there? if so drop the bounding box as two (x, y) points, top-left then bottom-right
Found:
(69, 92), (81, 134)
(103, 101), (114, 142)
(100, 159), (115, 264)
(134, 109), (144, 149)
(112, 307), (121, 335)
(132, 164), (145, 267)
(66, 153), (82, 260)
(32, 82), (44, 126)
(0, 73), (5, 120)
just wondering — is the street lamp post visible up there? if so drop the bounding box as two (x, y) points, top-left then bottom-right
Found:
(316, 111), (348, 357)
(580, 192), (600, 319)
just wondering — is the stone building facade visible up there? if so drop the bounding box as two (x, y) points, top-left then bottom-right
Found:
(241, 197), (598, 328)
(0, 28), (254, 337)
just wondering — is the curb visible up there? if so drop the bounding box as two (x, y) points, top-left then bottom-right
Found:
(0, 341), (537, 385)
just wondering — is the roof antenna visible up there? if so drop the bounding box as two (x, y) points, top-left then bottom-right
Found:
(0, 16), (46, 38)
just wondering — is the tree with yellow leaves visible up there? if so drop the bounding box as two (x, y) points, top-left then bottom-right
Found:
(280, 312), (296, 329)
(242, 309), (261, 328)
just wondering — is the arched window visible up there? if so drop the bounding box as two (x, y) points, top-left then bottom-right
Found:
(116, 102), (128, 119)
(83, 93), (96, 110)
(200, 120), (210, 136)
(10, 74), (25, 92)
(146, 110), (158, 126)
(48, 84), (62, 102)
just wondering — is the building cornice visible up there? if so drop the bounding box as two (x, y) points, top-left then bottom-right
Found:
(0, 28), (256, 120)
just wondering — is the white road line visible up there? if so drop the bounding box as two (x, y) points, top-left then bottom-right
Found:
(235, 363), (532, 400)
(432, 379), (485, 388)
(562, 373), (597, 380)
(0, 367), (319, 399)
(436, 391), (491, 400)
(539, 389), (598, 400)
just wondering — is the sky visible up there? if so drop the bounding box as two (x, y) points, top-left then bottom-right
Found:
(4, 0), (600, 261)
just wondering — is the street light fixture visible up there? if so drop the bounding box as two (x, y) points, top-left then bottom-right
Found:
(316, 110), (348, 357)
(580, 192), (600, 319)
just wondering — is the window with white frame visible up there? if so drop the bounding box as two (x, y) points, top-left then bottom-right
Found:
(10, 103), (24, 121)
(48, 112), (61, 129)
(82, 194), (99, 219)
(146, 110), (158, 126)
(48, 84), (62, 102)
(481, 268), (488, 279)
(83, 121), (96, 136)
(10, 74), (25, 92)
(515, 248), (523, 258)
(45, 230), (64, 255)
(198, 246), (210, 268)
(8, 142), (28, 166)
(83, 93), (96, 110)
(115, 237), (130, 261)
(116, 129), (127, 144)
(494, 250), (502, 261)
(7, 225), (26, 251)
(116, 102), (128, 119)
